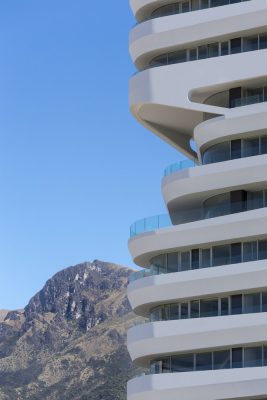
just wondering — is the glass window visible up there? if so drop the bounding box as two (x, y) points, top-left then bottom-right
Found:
(261, 136), (267, 154)
(208, 43), (219, 58)
(180, 251), (191, 271)
(258, 240), (267, 260)
(167, 253), (178, 273)
(242, 137), (260, 158)
(200, 0), (209, 8)
(245, 87), (263, 105)
(243, 241), (258, 262)
(210, 0), (228, 6)
(150, 55), (168, 68)
(161, 305), (169, 320)
(189, 48), (197, 61)
(181, 303), (189, 319)
(244, 347), (262, 367)
(221, 41), (229, 56)
(200, 299), (218, 317)
(231, 294), (242, 315)
(203, 142), (231, 164)
(151, 255), (166, 274)
(231, 139), (242, 159)
(192, 249), (200, 269)
(162, 358), (171, 373)
(221, 297), (229, 315)
(150, 360), (161, 374)
(259, 33), (267, 50)
(201, 248), (211, 268)
(213, 350), (230, 369)
(262, 292), (267, 312)
(232, 348), (243, 368)
(231, 243), (242, 264)
(230, 38), (242, 54)
(191, 0), (200, 10)
(198, 45), (208, 59)
(243, 293), (261, 314)
(181, 1), (190, 12)
(150, 307), (161, 322)
(170, 303), (179, 320)
(247, 190), (264, 210)
(243, 35), (259, 52)
(196, 352), (212, 371)
(264, 346), (267, 366)
(171, 354), (194, 372)
(190, 301), (200, 318)
(168, 50), (187, 64)
(213, 245), (231, 266)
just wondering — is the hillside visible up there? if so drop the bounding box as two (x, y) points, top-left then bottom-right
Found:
(0, 261), (143, 400)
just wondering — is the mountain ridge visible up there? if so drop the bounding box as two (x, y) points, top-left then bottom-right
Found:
(0, 260), (142, 400)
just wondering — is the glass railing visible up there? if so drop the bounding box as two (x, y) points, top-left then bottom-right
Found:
(130, 200), (267, 238)
(128, 268), (157, 282)
(231, 94), (267, 108)
(135, 0), (250, 25)
(164, 160), (198, 177)
(130, 214), (172, 237)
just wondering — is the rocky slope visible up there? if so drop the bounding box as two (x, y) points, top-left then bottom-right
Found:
(0, 261), (143, 400)
(0, 311), (8, 322)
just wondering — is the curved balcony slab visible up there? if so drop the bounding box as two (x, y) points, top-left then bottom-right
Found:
(162, 154), (267, 210)
(128, 207), (267, 267)
(130, 0), (267, 69)
(130, 49), (267, 157)
(128, 367), (267, 400)
(128, 260), (267, 316)
(128, 313), (267, 364)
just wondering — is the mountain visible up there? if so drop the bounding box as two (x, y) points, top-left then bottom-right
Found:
(0, 311), (8, 322)
(0, 261), (143, 400)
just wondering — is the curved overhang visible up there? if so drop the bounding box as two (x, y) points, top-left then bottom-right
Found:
(130, 49), (267, 158)
(128, 260), (267, 316)
(128, 208), (267, 266)
(128, 367), (267, 400)
(128, 313), (267, 365)
(130, 0), (267, 69)
(162, 154), (267, 211)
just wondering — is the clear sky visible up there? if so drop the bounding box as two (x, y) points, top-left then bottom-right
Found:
(0, 1), (183, 310)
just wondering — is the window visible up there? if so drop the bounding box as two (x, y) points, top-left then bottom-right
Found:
(221, 297), (229, 315)
(189, 48), (197, 61)
(171, 354), (194, 372)
(258, 240), (267, 260)
(191, 0), (200, 10)
(221, 41), (229, 56)
(243, 241), (257, 262)
(190, 301), (200, 318)
(243, 35), (259, 52)
(200, 0), (209, 8)
(201, 248), (211, 268)
(231, 139), (242, 159)
(181, 1), (190, 12)
(208, 43), (219, 57)
(244, 347), (262, 367)
(181, 303), (189, 319)
(213, 245), (230, 266)
(264, 346), (267, 366)
(242, 137), (260, 158)
(168, 50), (187, 64)
(243, 293), (261, 314)
(192, 249), (200, 269)
(198, 45), (208, 59)
(261, 136), (267, 154)
(247, 191), (264, 210)
(170, 304), (179, 320)
(196, 352), (212, 371)
(259, 33), (267, 49)
(167, 253), (178, 273)
(151, 255), (166, 274)
(213, 350), (230, 369)
(150, 55), (167, 67)
(231, 243), (242, 264)
(230, 38), (241, 54)
(262, 292), (267, 312)
(231, 295), (242, 315)
(232, 348), (243, 368)
(200, 299), (218, 317)
(180, 251), (190, 271)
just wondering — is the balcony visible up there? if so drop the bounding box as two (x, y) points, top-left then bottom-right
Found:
(163, 159), (198, 177)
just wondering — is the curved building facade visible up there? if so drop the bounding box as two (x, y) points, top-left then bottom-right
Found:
(127, 0), (267, 399)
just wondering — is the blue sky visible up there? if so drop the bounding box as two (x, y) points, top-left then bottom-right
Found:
(0, 1), (182, 309)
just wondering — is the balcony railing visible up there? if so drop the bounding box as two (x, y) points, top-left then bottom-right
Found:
(164, 160), (198, 177)
(130, 214), (172, 238)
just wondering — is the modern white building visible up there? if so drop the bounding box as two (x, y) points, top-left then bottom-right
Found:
(127, 0), (267, 399)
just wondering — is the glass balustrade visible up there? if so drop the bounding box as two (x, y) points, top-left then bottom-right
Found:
(164, 159), (198, 176)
